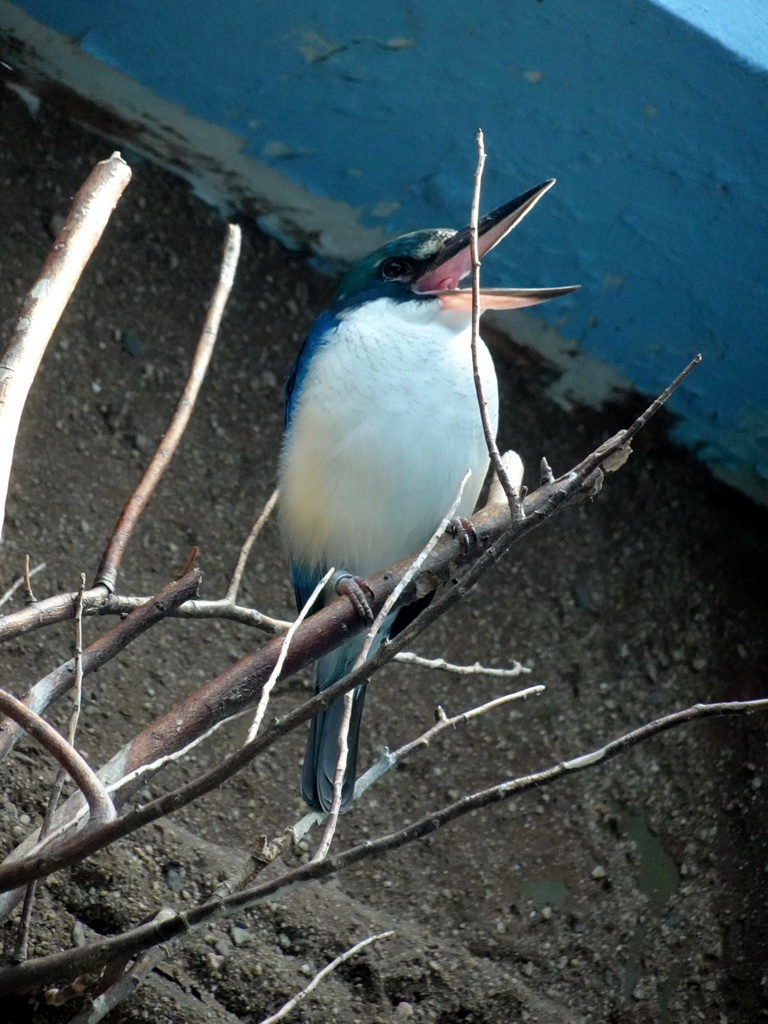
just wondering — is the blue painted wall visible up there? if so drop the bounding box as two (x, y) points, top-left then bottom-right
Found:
(8, 0), (768, 499)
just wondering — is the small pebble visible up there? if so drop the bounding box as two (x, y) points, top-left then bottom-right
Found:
(231, 925), (252, 947)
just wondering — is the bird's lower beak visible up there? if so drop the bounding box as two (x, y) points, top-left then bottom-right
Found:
(413, 179), (579, 310)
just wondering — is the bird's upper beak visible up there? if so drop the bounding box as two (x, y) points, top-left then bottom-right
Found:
(413, 179), (579, 310)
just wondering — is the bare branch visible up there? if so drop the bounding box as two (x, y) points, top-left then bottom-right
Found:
(246, 567), (334, 744)
(62, 910), (177, 1024)
(106, 595), (290, 633)
(0, 589), (290, 646)
(1, 698), (764, 995)
(0, 153), (132, 540)
(257, 931), (394, 1024)
(354, 684), (545, 799)
(393, 652), (530, 678)
(225, 487), (279, 604)
(95, 223), (242, 591)
(0, 690), (115, 828)
(469, 129), (523, 515)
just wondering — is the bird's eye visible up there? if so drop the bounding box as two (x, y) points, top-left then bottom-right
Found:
(379, 257), (414, 281)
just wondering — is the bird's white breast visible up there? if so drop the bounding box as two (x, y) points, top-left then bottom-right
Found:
(279, 297), (499, 578)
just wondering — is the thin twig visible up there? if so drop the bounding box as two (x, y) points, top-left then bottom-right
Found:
(0, 590), (290, 646)
(0, 153), (132, 540)
(354, 684), (545, 798)
(311, 687), (354, 861)
(0, 691), (115, 828)
(246, 567), (334, 744)
(394, 652), (530, 678)
(95, 223), (242, 591)
(469, 129), (523, 515)
(257, 932), (394, 1024)
(0, 560), (45, 609)
(226, 488), (279, 604)
(13, 574), (88, 962)
(2, 698), (764, 995)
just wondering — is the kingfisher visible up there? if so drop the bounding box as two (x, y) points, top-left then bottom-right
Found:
(279, 179), (577, 812)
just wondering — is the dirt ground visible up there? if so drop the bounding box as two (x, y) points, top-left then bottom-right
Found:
(0, 84), (767, 1024)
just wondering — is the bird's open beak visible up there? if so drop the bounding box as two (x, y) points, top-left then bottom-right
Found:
(414, 179), (579, 310)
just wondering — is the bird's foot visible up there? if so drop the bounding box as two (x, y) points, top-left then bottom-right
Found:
(447, 516), (479, 554)
(333, 571), (375, 623)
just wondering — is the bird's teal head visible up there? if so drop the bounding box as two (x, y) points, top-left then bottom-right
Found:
(333, 180), (578, 314)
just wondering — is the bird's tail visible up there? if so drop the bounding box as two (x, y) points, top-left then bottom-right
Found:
(301, 641), (367, 812)
(301, 608), (399, 813)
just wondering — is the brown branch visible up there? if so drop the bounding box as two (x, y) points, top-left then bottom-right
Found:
(1, 697), (764, 995)
(0, 153), (132, 540)
(95, 224), (242, 591)
(0, 364), (697, 904)
(0, 690), (115, 829)
(0, 570), (202, 764)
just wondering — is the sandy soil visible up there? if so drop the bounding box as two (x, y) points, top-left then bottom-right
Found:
(0, 85), (767, 1024)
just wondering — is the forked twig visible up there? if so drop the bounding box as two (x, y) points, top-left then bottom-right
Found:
(352, 684), (545, 800)
(95, 223), (242, 591)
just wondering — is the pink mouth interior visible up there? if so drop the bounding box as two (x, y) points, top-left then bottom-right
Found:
(414, 251), (470, 293)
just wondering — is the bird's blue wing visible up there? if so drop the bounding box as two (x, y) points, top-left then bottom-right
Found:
(291, 561), (327, 615)
(284, 311), (340, 612)
(284, 310), (339, 432)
